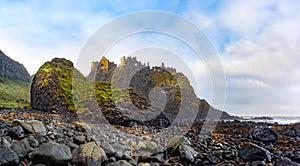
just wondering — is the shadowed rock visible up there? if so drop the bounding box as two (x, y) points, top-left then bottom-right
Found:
(239, 142), (272, 162)
(252, 127), (278, 142)
(31, 142), (72, 166)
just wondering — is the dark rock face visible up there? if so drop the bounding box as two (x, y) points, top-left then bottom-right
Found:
(252, 127), (279, 142)
(0, 50), (30, 82)
(238, 142), (272, 162)
(31, 142), (72, 166)
(197, 99), (238, 120)
(30, 58), (81, 113)
(89, 56), (237, 123)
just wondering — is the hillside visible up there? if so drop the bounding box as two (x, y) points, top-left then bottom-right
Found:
(29, 56), (236, 126)
(0, 77), (30, 108)
(89, 57), (237, 121)
(0, 50), (31, 108)
(0, 50), (30, 82)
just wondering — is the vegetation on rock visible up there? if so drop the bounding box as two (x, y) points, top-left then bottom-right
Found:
(29, 56), (236, 121)
(31, 58), (86, 113)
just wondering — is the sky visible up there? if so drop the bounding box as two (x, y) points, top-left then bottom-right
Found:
(1, 0), (300, 116)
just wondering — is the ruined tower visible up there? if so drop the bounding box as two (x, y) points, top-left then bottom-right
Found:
(120, 56), (126, 67)
(100, 56), (109, 73)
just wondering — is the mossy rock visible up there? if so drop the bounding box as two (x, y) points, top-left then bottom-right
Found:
(30, 58), (86, 113)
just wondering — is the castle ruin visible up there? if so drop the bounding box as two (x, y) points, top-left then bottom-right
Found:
(87, 56), (176, 81)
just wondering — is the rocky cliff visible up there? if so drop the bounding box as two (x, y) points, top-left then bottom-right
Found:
(91, 60), (237, 121)
(0, 50), (30, 82)
(31, 57), (236, 123)
(0, 50), (30, 108)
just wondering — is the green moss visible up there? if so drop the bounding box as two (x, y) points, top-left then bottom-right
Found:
(33, 59), (87, 112)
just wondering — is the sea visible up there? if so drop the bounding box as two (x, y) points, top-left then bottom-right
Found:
(241, 116), (300, 125)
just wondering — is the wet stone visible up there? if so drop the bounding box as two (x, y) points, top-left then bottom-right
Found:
(252, 127), (278, 142)
(239, 142), (272, 162)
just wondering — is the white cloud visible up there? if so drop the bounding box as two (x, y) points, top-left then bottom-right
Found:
(217, 0), (276, 36)
(182, 0), (300, 116)
(1, 0), (300, 116)
(222, 18), (300, 116)
(0, 0), (114, 74)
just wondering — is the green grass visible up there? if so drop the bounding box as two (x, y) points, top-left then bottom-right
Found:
(0, 77), (30, 108)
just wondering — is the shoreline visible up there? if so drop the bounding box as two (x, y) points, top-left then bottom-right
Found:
(1, 108), (300, 165)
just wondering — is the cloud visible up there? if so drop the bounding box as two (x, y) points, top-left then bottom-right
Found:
(221, 7), (300, 116)
(182, 0), (300, 116)
(0, 0), (115, 74)
(1, 0), (300, 116)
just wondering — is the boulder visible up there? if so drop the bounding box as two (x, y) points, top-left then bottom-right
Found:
(283, 127), (297, 137)
(179, 144), (198, 163)
(291, 148), (300, 163)
(11, 138), (32, 158)
(1, 137), (11, 148)
(28, 136), (39, 148)
(167, 136), (191, 155)
(78, 142), (108, 166)
(101, 141), (116, 156)
(74, 135), (86, 144)
(12, 120), (46, 136)
(276, 157), (300, 166)
(0, 146), (19, 166)
(239, 142), (272, 162)
(8, 125), (24, 139)
(31, 142), (72, 166)
(106, 160), (133, 166)
(31, 58), (85, 113)
(252, 127), (278, 142)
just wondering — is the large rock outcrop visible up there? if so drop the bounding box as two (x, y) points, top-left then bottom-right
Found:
(0, 50), (31, 108)
(0, 50), (30, 82)
(90, 57), (237, 121)
(30, 58), (86, 113)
